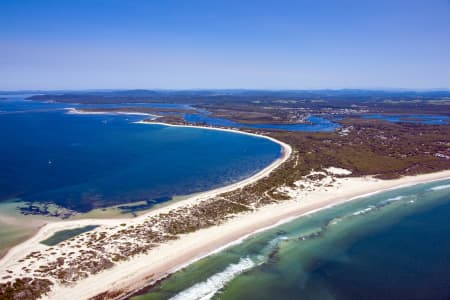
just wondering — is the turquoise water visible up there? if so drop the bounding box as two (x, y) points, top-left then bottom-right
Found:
(132, 179), (450, 300)
(0, 96), (281, 213)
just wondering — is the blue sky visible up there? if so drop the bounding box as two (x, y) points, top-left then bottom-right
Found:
(1, 0), (449, 90)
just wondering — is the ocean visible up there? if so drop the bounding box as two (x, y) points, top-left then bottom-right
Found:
(133, 179), (450, 300)
(0, 95), (281, 213)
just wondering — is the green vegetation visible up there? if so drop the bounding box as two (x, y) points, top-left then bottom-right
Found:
(3, 93), (450, 299)
(29, 90), (450, 125)
(3, 118), (449, 299)
(0, 278), (52, 300)
(268, 119), (450, 179)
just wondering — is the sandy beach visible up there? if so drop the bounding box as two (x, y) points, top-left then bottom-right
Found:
(0, 122), (449, 300)
(0, 122), (291, 297)
(40, 170), (450, 300)
(65, 107), (160, 118)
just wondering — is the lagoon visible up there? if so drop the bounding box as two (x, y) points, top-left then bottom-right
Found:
(362, 114), (449, 125)
(184, 113), (340, 132)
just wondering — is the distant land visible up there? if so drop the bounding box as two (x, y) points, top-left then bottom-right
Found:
(0, 90), (449, 299)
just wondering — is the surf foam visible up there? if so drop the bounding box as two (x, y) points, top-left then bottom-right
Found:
(169, 257), (256, 300)
(379, 195), (405, 205)
(429, 184), (450, 191)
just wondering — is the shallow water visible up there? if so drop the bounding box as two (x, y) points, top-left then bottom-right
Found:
(133, 179), (450, 300)
(0, 199), (51, 257)
(40, 225), (99, 246)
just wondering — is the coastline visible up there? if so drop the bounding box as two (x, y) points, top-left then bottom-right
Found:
(0, 121), (292, 287)
(45, 170), (450, 300)
(0, 119), (449, 300)
(134, 120), (287, 144)
(0, 116), (287, 256)
(65, 107), (160, 118)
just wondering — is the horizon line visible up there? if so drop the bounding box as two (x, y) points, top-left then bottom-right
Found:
(2, 87), (450, 93)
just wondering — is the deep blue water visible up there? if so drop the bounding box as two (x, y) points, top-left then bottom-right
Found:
(0, 96), (281, 213)
(184, 114), (340, 132)
(134, 179), (450, 300)
(362, 114), (449, 125)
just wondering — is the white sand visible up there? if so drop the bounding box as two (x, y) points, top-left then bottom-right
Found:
(325, 167), (352, 176)
(41, 170), (450, 300)
(65, 107), (159, 118)
(0, 124), (291, 292)
(0, 121), (449, 300)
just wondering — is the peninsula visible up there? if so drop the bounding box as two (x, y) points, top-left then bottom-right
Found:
(1, 100), (449, 299)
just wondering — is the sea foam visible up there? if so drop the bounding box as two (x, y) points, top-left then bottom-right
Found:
(169, 257), (256, 300)
(429, 184), (450, 191)
(352, 206), (376, 216)
(379, 195), (405, 205)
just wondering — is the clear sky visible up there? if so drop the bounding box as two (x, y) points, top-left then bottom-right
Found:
(1, 0), (449, 90)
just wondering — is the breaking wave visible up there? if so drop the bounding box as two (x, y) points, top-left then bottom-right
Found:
(169, 235), (289, 300)
(379, 195), (405, 205)
(166, 182), (450, 300)
(429, 184), (450, 191)
(169, 257), (256, 300)
(352, 205), (376, 216)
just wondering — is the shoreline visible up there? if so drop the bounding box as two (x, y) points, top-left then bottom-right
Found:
(120, 171), (450, 300)
(134, 120), (288, 145)
(44, 170), (450, 300)
(0, 121), (292, 276)
(65, 107), (160, 118)
(0, 117), (288, 258)
(0, 119), (449, 300)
